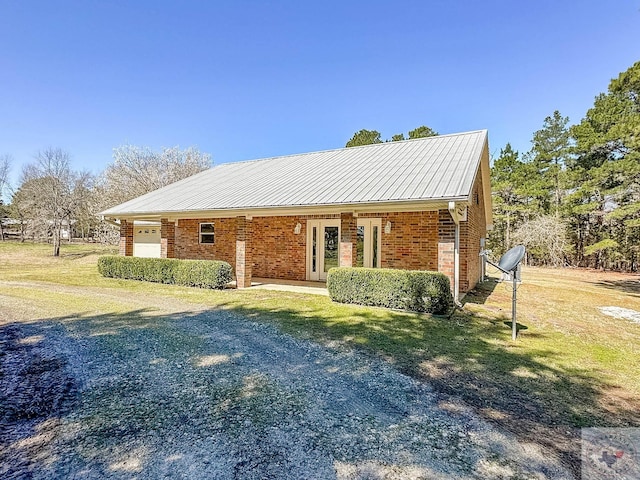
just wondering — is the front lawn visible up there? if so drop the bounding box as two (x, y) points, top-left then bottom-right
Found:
(2, 241), (639, 474)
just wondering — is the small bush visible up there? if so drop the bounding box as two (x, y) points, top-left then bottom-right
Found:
(173, 260), (233, 289)
(97, 256), (232, 289)
(326, 267), (452, 314)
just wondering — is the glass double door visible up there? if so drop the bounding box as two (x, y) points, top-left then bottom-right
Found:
(307, 220), (340, 281)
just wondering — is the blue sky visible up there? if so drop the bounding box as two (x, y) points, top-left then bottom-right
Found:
(1, 0), (639, 194)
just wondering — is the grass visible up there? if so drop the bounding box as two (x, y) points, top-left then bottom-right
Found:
(2, 241), (639, 473)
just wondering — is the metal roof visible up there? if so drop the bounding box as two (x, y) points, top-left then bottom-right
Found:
(101, 130), (488, 217)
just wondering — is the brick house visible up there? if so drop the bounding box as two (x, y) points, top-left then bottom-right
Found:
(101, 130), (492, 302)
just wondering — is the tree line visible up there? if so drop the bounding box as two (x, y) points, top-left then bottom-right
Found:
(490, 60), (640, 271)
(0, 146), (211, 256)
(1, 61), (638, 268)
(345, 125), (438, 147)
(0, 126), (440, 256)
(339, 61), (639, 271)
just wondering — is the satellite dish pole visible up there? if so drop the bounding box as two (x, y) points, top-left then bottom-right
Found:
(510, 263), (519, 341)
(482, 245), (525, 341)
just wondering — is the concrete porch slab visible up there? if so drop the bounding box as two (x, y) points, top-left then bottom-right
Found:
(245, 277), (329, 296)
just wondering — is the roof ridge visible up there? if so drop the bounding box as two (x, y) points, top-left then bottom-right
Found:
(215, 129), (487, 168)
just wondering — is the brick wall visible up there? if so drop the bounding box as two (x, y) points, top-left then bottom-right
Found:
(160, 218), (175, 258)
(235, 216), (252, 288)
(437, 210), (455, 288)
(460, 171), (487, 291)
(339, 212), (357, 267)
(252, 215), (307, 280)
(360, 211), (439, 271)
(156, 203), (486, 292)
(119, 220), (133, 256)
(174, 218), (237, 267)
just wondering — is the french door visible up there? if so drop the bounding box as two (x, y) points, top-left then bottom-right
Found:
(356, 218), (382, 268)
(306, 220), (340, 281)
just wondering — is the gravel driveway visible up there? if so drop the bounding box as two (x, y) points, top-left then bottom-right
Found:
(1, 289), (573, 479)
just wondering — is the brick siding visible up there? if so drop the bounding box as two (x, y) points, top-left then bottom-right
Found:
(251, 216), (306, 280)
(460, 172), (487, 291)
(360, 211), (439, 271)
(235, 216), (252, 288)
(119, 220), (133, 256)
(174, 218), (237, 267)
(340, 212), (357, 267)
(160, 218), (175, 258)
(437, 210), (455, 288)
(130, 195), (486, 292)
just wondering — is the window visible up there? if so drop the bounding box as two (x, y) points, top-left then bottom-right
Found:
(200, 223), (215, 244)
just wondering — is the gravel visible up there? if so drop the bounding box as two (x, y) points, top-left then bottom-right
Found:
(1, 306), (574, 479)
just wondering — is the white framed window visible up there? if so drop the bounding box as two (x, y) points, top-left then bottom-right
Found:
(199, 223), (215, 244)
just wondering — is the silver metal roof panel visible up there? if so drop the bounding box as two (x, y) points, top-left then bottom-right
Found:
(101, 130), (488, 216)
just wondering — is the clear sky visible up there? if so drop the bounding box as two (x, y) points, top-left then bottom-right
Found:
(1, 0), (639, 194)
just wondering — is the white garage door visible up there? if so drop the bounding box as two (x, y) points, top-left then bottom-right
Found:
(133, 225), (161, 258)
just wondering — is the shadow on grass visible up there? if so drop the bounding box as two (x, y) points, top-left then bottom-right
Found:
(0, 309), (207, 478)
(461, 278), (499, 305)
(60, 250), (107, 260)
(591, 277), (640, 298)
(2, 301), (639, 478)
(215, 298), (640, 477)
(2, 309), (294, 478)
(4, 307), (541, 479)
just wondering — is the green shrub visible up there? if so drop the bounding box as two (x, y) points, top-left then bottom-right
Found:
(326, 267), (452, 314)
(97, 256), (232, 289)
(173, 260), (233, 289)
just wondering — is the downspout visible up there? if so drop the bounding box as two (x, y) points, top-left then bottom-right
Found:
(448, 202), (461, 307)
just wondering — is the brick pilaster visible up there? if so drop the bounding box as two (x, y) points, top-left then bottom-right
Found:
(339, 212), (357, 267)
(160, 218), (175, 258)
(438, 210), (455, 292)
(119, 220), (133, 256)
(235, 216), (252, 288)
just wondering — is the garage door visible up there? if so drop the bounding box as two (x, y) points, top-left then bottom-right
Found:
(133, 225), (161, 258)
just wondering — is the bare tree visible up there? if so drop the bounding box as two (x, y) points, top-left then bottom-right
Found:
(92, 145), (211, 245)
(0, 154), (11, 241)
(512, 215), (569, 267)
(19, 148), (93, 256)
(101, 145), (212, 207)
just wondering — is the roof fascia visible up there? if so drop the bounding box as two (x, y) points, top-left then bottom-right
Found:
(464, 136), (493, 228)
(106, 197), (470, 222)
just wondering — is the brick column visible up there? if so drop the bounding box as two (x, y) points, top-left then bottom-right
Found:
(438, 209), (455, 292)
(160, 218), (175, 258)
(235, 216), (252, 288)
(339, 212), (357, 267)
(119, 220), (133, 256)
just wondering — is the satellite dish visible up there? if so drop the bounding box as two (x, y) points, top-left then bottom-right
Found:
(479, 245), (526, 341)
(498, 245), (526, 273)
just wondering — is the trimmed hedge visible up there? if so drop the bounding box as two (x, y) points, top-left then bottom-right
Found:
(97, 256), (232, 289)
(326, 267), (452, 314)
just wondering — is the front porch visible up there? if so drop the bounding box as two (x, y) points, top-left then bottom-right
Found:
(118, 207), (477, 298)
(235, 277), (329, 296)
